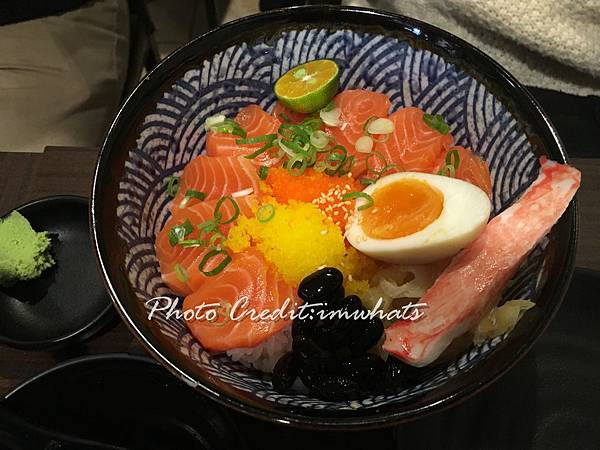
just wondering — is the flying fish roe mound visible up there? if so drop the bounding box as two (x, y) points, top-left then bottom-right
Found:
(265, 167), (362, 230)
(226, 199), (376, 294)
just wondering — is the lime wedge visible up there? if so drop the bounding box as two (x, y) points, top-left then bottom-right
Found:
(274, 59), (340, 114)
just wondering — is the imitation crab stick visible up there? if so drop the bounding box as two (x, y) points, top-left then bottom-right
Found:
(383, 157), (581, 367)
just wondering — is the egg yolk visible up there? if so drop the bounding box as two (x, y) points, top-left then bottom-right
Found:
(361, 179), (444, 239)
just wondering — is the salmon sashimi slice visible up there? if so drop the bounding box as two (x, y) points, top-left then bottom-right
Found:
(206, 105), (282, 166)
(375, 107), (453, 173)
(325, 90), (391, 156)
(383, 157), (580, 367)
(433, 146), (492, 196)
(183, 248), (298, 352)
(272, 101), (307, 124)
(171, 155), (260, 210)
(156, 195), (257, 296)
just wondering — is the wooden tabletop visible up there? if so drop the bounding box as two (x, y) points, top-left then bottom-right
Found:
(0, 147), (598, 396)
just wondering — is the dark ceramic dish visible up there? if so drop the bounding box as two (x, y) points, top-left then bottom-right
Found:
(91, 6), (577, 428)
(0, 196), (114, 350)
(1, 354), (246, 449)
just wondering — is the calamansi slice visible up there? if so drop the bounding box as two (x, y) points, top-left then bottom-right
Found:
(274, 59), (340, 114)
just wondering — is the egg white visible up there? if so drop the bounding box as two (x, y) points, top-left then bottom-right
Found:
(346, 172), (492, 264)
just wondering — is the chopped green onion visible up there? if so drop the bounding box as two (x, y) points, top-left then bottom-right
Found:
(327, 145), (347, 162)
(209, 232), (224, 249)
(235, 134), (277, 145)
(199, 248), (232, 276)
(179, 189), (206, 209)
(166, 176), (180, 197)
(244, 141), (276, 160)
(321, 101), (336, 112)
(286, 156), (308, 176)
(168, 218), (194, 246)
(258, 166), (268, 180)
(362, 116), (379, 134)
(310, 130), (329, 149)
(300, 118), (322, 132)
(214, 195), (240, 224)
(423, 113), (451, 135)
(209, 118), (247, 138)
(365, 151), (387, 173)
(278, 112), (292, 123)
(314, 161), (328, 172)
(174, 263), (188, 282)
(360, 178), (376, 186)
(198, 219), (219, 235)
(342, 192), (375, 211)
(256, 204), (275, 223)
(179, 239), (207, 248)
(336, 155), (355, 176)
(438, 149), (460, 177)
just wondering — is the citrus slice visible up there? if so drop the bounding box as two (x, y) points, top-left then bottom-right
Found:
(274, 59), (340, 114)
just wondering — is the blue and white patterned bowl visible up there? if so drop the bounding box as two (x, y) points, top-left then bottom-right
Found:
(92, 6), (577, 428)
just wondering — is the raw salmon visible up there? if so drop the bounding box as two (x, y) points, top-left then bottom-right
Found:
(183, 248), (298, 352)
(156, 195), (257, 296)
(433, 146), (492, 196)
(383, 157), (580, 367)
(376, 107), (453, 173)
(206, 105), (281, 166)
(171, 155), (260, 210)
(325, 90), (391, 156)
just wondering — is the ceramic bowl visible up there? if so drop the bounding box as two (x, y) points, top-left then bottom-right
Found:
(91, 6), (577, 428)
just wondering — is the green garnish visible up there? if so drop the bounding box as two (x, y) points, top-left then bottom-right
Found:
(166, 176), (180, 197)
(362, 115), (379, 134)
(360, 178), (376, 186)
(320, 101), (336, 112)
(174, 263), (188, 282)
(168, 219), (194, 246)
(258, 166), (268, 180)
(209, 231), (224, 249)
(256, 204), (275, 223)
(438, 149), (460, 177)
(278, 112), (292, 123)
(178, 189), (206, 209)
(336, 155), (355, 176)
(244, 141), (277, 160)
(342, 192), (374, 211)
(214, 195), (240, 225)
(423, 113), (451, 135)
(199, 248), (232, 277)
(236, 134), (277, 145)
(209, 118), (247, 138)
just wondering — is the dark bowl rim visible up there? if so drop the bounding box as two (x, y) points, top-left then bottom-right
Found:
(91, 5), (578, 429)
(0, 195), (116, 351)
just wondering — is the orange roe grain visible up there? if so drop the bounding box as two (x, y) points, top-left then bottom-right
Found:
(266, 168), (362, 230)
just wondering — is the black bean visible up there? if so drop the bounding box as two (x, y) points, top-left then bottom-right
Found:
(298, 267), (343, 302)
(339, 353), (386, 390)
(272, 353), (298, 392)
(292, 333), (331, 359)
(307, 373), (364, 401)
(348, 315), (384, 354)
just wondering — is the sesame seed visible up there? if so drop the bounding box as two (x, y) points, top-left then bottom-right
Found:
(320, 229), (328, 235)
(348, 274), (354, 282)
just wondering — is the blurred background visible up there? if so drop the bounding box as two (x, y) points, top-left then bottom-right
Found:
(1, 0), (598, 154)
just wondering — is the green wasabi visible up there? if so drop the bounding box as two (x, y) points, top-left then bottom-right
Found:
(0, 211), (55, 287)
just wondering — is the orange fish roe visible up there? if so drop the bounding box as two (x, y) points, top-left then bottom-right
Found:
(265, 167), (362, 230)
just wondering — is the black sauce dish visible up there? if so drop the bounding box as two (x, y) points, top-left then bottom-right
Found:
(0, 196), (115, 350)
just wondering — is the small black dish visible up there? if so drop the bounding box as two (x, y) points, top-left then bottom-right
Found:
(1, 353), (247, 450)
(0, 196), (115, 350)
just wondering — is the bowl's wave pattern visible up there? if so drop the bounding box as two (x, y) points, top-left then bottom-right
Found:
(116, 28), (543, 409)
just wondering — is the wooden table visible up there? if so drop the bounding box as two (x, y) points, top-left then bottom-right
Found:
(0, 147), (599, 396)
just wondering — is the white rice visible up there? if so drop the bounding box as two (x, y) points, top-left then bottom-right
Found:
(226, 325), (292, 373)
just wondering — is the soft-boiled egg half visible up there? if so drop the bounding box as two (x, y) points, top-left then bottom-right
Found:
(346, 172), (491, 264)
